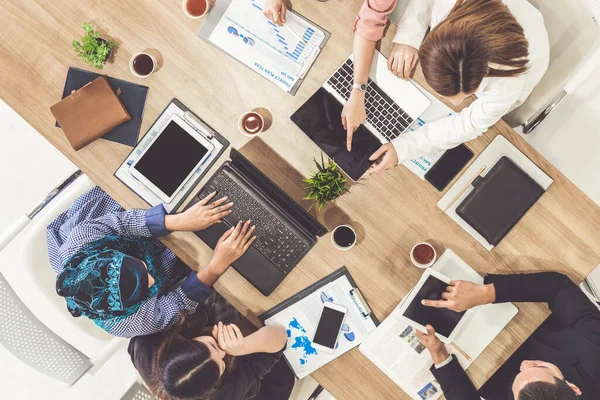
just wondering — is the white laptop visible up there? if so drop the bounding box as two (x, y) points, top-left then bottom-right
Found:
(323, 51), (431, 143)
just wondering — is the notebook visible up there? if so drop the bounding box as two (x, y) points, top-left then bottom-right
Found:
(456, 156), (545, 246)
(56, 67), (149, 147)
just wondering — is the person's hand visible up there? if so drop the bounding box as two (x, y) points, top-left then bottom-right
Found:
(262, 0), (287, 26)
(421, 280), (496, 312)
(415, 325), (450, 365)
(213, 322), (246, 356)
(341, 90), (367, 151)
(365, 143), (399, 175)
(210, 220), (256, 270)
(388, 43), (419, 79)
(165, 192), (232, 232)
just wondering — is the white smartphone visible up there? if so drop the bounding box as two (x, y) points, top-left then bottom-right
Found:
(129, 114), (214, 203)
(312, 302), (347, 354)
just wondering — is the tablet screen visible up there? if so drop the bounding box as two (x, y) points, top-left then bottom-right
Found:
(403, 275), (465, 338)
(291, 88), (381, 181)
(133, 121), (209, 197)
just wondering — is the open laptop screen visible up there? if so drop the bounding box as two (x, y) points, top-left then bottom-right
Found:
(291, 88), (381, 181)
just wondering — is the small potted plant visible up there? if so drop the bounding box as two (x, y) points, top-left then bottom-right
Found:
(72, 23), (117, 70)
(303, 155), (348, 211)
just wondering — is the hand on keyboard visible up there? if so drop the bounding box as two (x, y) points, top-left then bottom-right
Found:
(166, 191), (233, 232)
(341, 90), (367, 151)
(210, 220), (257, 270)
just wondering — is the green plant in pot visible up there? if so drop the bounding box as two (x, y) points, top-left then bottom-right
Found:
(72, 23), (117, 70)
(304, 155), (348, 211)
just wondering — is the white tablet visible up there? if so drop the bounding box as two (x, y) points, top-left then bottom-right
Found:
(129, 114), (214, 203)
(397, 269), (472, 343)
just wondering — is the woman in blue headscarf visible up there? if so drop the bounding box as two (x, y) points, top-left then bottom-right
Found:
(48, 186), (255, 338)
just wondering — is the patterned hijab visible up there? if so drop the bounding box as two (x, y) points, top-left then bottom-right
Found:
(56, 235), (164, 321)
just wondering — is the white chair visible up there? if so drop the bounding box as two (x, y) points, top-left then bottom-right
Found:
(0, 172), (154, 398)
(505, 0), (600, 133)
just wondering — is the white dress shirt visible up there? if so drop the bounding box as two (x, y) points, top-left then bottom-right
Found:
(390, 0), (550, 162)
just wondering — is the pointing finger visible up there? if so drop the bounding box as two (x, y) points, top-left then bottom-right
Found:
(422, 299), (448, 308)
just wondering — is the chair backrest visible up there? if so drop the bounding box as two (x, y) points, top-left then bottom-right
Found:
(121, 382), (157, 400)
(504, 0), (599, 127)
(0, 272), (92, 385)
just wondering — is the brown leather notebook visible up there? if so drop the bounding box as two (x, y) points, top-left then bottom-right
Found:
(50, 77), (130, 150)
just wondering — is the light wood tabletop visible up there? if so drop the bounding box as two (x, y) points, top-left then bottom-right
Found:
(3, 1), (600, 399)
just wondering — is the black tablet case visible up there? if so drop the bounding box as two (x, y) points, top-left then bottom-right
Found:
(56, 67), (148, 147)
(456, 156), (545, 246)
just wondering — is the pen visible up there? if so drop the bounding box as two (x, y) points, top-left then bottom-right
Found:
(451, 342), (472, 362)
(283, 24), (308, 45)
(443, 165), (487, 212)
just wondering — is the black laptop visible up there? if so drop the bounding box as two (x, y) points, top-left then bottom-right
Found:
(185, 149), (327, 295)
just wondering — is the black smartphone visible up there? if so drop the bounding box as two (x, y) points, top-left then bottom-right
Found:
(425, 144), (474, 191)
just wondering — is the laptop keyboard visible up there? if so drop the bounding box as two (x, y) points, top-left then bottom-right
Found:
(326, 58), (414, 141)
(198, 171), (307, 272)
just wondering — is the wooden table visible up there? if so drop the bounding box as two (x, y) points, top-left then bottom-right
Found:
(3, 1), (600, 398)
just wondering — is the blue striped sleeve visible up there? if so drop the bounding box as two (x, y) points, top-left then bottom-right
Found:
(180, 271), (214, 302)
(145, 204), (170, 237)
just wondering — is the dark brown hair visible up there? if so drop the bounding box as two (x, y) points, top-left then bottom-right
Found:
(419, 0), (530, 96)
(149, 312), (234, 400)
(519, 378), (579, 400)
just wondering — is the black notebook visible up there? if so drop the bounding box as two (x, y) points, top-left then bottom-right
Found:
(56, 67), (148, 147)
(456, 156), (545, 246)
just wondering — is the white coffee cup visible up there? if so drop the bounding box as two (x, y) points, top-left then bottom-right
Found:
(129, 52), (157, 79)
(410, 242), (437, 268)
(182, 0), (210, 19)
(238, 111), (265, 138)
(331, 225), (357, 251)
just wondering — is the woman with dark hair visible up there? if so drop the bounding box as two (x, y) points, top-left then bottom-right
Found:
(47, 186), (255, 337)
(129, 295), (295, 400)
(343, 0), (550, 173)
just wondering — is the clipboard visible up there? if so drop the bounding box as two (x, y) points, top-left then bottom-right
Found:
(260, 267), (378, 323)
(197, 0), (330, 95)
(114, 98), (230, 213)
(260, 267), (379, 379)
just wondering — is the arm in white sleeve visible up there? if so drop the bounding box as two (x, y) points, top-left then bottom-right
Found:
(392, 77), (525, 162)
(391, 0), (434, 49)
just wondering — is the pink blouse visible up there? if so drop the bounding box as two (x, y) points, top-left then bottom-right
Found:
(354, 0), (397, 42)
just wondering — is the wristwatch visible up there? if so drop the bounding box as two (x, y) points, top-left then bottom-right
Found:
(352, 82), (367, 93)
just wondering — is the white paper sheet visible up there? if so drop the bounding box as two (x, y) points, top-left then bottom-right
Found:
(208, 0), (325, 92)
(264, 275), (377, 379)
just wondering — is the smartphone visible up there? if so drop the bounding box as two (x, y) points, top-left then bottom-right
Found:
(312, 302), (347, 354)
(425, 144), (474, 191)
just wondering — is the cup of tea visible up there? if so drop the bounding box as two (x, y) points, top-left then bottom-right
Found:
(238, 111), (265, 137)
(331, 225), (357, 251)
(129, 52), (157, 78)
(182, 0), (210, 19)
(410, 242), (437, 268)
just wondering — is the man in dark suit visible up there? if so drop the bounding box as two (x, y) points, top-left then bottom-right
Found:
(415, 272), (600, 400)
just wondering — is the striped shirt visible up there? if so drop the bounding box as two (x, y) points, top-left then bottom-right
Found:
(46, 186), (213, 338)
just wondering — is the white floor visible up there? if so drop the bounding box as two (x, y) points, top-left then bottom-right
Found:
(1, 66), (600, 399)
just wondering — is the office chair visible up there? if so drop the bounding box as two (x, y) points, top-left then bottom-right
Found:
(0, 171), (151, 398)
(504, 0), (600, 133)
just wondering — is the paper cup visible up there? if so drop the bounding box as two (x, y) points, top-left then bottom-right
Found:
(410, 242), (437, 268)
(129, 52), (157, 79)
(238, 111), (265, 138)
(331, 225), (357, 251)
(182, 0), (210, 19)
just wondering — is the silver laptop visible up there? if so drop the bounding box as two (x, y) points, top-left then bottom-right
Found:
(323, 51), (431, 143)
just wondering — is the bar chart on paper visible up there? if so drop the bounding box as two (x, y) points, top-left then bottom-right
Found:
(207, 0), (327, 92)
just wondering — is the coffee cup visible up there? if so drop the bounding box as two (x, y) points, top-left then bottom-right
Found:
(129, 52), (156, 78)
(182, 0), (210, 19)
(238, 111), (265, 137)
(410, 242), (437, 268)
(331, 225), (357, 251)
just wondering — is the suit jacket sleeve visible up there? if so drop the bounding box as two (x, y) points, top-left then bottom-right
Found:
(430, 356), (480, 400)
(485, 272), (600, 346)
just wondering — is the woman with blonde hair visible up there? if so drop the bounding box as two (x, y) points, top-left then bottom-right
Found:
(344, 0), (549, 173)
